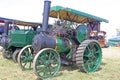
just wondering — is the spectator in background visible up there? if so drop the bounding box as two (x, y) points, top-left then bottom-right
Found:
(9, 25), (20, 30)
(0, 26), (4, 35)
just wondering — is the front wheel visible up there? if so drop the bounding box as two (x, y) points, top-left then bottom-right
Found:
(18, 45), (33, 70)
(33, 48), (61, 79)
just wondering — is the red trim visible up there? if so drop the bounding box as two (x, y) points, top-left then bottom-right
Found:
(0, 20), (12, 24)
(0, 20), (5, 23)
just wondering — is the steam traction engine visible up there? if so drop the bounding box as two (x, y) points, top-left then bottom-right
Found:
(0, 18), (41, 62)
(17, 0), (108, 79)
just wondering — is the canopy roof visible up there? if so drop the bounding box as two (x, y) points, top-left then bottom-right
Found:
(0, 17), (42, 27)
(50, 6), (109, 23)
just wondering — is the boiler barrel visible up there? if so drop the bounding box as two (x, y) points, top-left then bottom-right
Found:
(32, 34), (56, 53)
(32, 34), (71, 53)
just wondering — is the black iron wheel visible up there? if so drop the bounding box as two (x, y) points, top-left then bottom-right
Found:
(2, 49), (12, 59)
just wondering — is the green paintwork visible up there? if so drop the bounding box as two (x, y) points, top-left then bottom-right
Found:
(55, 37), (70, 53)
(34, 48), (60, 79)
(50, 6), (109, 23)
(76, 25), (89, 43)
(8, 30), (36, 48)
(83, 42), (102, 72)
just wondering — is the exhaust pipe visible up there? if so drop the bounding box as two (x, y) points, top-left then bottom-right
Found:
(4, 20), (9, 35)
(0, 20), (10, 48)
(42, 0), (51, 32)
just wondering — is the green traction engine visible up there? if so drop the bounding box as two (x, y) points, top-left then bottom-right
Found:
(17, 0), (108, 79)
(1, 29), (36, 62)
(0, 20), (38, 62)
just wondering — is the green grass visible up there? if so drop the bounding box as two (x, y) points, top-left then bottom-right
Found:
(52, 58), (120, 80)
(0, 53), (120, 80)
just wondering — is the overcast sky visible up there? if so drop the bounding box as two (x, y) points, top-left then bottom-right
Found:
(0, 0), (120, 36)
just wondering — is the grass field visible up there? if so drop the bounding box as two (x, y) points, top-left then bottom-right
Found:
(0, 47), (120, 80)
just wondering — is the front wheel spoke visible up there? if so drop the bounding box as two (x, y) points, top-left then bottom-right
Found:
(21, 55), (32, 63)
(23, 61), (28, 67)
(37, 66), (46, 74)
(43, 67), (47, 76)
(21, 57), (28, 63)
(48, 66), (52, 75)
(28, 48), (32, 54)
(51, 55), (56, 60)
(28, 55), (33, 60)
(51, 61), (59, 67)
(36, 60), (44, 66)
(52, 61), (58, 65)
(22, 52), (28, 57)
(29, 61), (32, 68)
(24, 50), (29, 56)
(40, 56), (46, 65)
(49, 65), (56, 72)
(43, 52), (47, 60)
(48, 52), (53, 60)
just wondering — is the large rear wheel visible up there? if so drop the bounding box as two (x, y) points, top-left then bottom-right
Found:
(76, 40), (102, 72)
(18, 45), (33, 70)
(33, 48), (61, 79)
